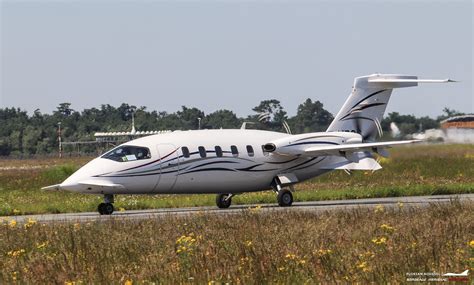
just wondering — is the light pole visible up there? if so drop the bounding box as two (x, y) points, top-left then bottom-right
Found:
(58, 122), (62, 158)
(198, 117), (201, 130)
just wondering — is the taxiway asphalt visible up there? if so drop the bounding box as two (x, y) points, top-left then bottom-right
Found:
(3, 194), (473, 224)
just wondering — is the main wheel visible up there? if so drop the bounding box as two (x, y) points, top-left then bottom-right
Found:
(216, 194), (232, 209)
(98, 203), (106, 215)
(98, 203), (114, 215)
(277, 189), (293, 207)
(103, 203), (114, 215)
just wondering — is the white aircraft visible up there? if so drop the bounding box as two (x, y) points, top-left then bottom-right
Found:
(43, 74), (453, 215)
(443, 270), (469, 277)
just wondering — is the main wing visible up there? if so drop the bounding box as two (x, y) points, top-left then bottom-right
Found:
(268, 139), (420, 171)
(303, 140), (420, 157)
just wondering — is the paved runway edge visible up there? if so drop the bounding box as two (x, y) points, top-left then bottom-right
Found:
(3, 194), (473, 224)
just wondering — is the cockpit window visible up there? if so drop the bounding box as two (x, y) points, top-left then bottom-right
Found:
(102, 145), (151, 162)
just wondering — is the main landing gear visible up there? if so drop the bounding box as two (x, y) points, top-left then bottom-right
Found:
(98, 194), (114, 215)
(277, 188), (293, 207)
(272, 177), (294, 207)
(216, 193), (233, 209)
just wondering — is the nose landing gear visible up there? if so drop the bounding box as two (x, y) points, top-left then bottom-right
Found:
(216, 193), (233, 208)
(98, 194), (115, 215)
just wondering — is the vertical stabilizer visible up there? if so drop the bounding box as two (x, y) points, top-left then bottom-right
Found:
(326, 74), (453, 141)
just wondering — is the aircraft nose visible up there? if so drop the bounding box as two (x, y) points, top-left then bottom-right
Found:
(60, 158), (116, 191)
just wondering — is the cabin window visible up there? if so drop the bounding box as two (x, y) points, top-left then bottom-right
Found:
(182, 147), (190, 158)
(230, 145), (239, 157)
(198, 146), (206, 158)
(246, 145), (254, 157)
(102, 145), (151, 162)
(215, 146), (223, 157)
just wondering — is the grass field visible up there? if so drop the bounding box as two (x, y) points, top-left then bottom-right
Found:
(0, 201), (472, 283)
(0, 144), (473, 216)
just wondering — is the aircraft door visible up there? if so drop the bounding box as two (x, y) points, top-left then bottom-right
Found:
(154, 144), (179, 192)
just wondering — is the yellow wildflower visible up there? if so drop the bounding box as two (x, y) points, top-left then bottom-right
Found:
(374, 205), (384, 213)
(119, 207), (126, 212)
(285, 253), (297, 260)
(12, 209), (20, 215)
(372, 237), (387, 245)
(8, 249), (26, 257)
(380, 224), (395, 232)
(175, 234), (198, 254)
(316, 249), (333, 256)
(469, 240), (474, 248)
(245, 241), (253, 247)
(24, 218), (37, 229)
(359, 251), (375, 259)
(36, 242), (48, 249)
(9, 219), (17, 228)
(124, 280), (133, 285)
(249, 205), (262, 212)
(397, 202), (404, 208)
(357, 261), (370, 272)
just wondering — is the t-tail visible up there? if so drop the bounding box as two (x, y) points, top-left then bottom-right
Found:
(326, 74), (454, 141)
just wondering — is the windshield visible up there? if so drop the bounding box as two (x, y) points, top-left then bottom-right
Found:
(102, 145), (151, 162)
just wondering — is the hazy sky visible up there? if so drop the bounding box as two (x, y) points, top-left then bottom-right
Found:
(1, 0), (472, 118)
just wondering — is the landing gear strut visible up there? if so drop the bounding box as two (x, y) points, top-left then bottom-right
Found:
(216, 193), (233, 209)
(98, 194), (114, 215)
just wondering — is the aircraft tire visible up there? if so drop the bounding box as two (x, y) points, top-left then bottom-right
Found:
(98, 203), (114, 215)
(98, 203), (106, 215)
(103, 203), (114, 215)
(216, 194), (232, 209)
(277, 189), (293, 207)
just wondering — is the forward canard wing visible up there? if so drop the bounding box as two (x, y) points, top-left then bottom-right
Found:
(42, 180), (125, 192)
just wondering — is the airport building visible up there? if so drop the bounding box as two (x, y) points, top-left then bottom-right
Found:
(440, 115), (474, 143)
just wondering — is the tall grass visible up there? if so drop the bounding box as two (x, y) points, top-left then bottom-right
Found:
(0, 202), (472, 283)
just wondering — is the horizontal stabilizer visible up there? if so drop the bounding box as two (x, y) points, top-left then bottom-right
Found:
(304, 140), (420, 157)
(368, 78), (456, 84)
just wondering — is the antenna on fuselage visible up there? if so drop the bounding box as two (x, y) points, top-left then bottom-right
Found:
(131, 111), (136, 135)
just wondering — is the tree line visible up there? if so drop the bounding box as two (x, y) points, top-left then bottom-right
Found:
(0, 100), (463, 156)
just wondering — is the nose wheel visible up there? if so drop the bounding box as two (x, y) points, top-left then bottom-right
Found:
(98, 194), (115, 215)
(216, 193), (233, 208)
